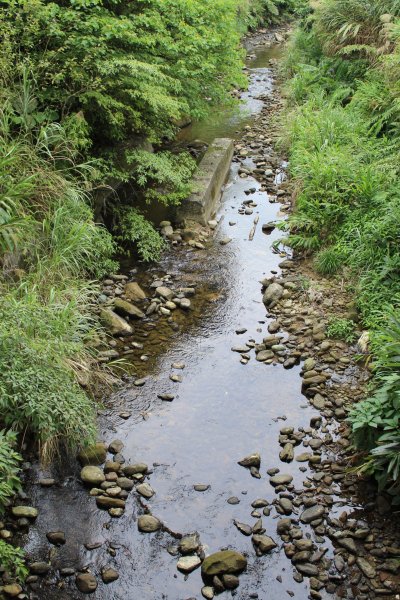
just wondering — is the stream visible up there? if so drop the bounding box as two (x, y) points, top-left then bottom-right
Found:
(19, 31), (400, 600)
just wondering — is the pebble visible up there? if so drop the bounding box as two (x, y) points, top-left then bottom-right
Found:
(177, 555), (201, 573)
(194, 484), (210, 492)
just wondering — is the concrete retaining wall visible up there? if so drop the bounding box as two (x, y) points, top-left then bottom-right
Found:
(175, 138), (234, 225)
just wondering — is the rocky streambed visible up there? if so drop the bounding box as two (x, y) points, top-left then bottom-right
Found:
(4, 28), (400, 600)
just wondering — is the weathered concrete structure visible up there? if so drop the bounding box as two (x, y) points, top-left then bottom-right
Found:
(175, 138), (234, 225)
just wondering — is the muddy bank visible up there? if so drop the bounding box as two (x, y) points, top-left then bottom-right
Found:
(7, 27), (400, 600)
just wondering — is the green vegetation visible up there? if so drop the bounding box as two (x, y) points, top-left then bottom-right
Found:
(326, 318), (356, 343)
(282, 0), (400, 497)
(0, 0), (300, 577)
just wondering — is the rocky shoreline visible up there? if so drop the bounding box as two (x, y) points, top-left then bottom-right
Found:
(2, 27), (400, 600)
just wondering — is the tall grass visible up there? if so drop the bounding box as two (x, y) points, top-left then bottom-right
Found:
(283, 2), (400, 497)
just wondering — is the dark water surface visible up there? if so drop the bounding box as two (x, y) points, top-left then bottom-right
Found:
(22, 43), (358, 600)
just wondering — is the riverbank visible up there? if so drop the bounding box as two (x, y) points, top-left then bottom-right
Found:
(5, 26), (400, 600)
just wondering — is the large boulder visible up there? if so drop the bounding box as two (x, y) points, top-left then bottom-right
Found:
(113, 298), (145, 319)
(100, 309), (132, 336)
(78, 443), (107, 466)
(201, 550), (247, 577)
(262, 282), (283, 308)
(124, 282), (146, 302)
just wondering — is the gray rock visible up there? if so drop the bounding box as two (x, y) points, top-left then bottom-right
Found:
(46, 531), (66, 545)
(201, 550), (247, 576)
(252, 534), (277, 554)
(113, 298), (144, 319)
(263, 283), (284, 308)
(156, 286), (174, 301)
(177, 555), (201, 573)
(100, 309), (132, 336)
(179, 533), (200, 555)
(76, 573), (97, 594)
(81, 466), (105, 487)
(137, 515), (161, 532)
(11, 506), (38, 519)
(300, 505), (325, 524)
(238, 453), (260, 468)
(234, 520), (252, 536)
(124, 282), (146, 302)
(136, 483), (155, 499)
(101, 566), (119, 583)
(270, 474), (293, 487)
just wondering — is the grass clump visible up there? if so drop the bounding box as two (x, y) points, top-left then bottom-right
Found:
(283, 1), (400, 497)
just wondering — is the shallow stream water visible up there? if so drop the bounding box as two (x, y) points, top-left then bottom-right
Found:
(21, 40), (367, 600)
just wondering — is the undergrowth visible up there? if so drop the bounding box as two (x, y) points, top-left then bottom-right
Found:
(282, 0), (400, 498)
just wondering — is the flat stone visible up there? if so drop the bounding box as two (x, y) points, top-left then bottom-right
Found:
(11, 506), (38, 519)
(123, 463), (148, 476)
(39, 478), (55, 487)
(116, 477), (134, 490)
(76, 573), (97, 594)
(100, 308), (132, 336)
(179, 533), (200, 554)
(137, 515), (162, 532)
(177, 555), (201, 573)
(296, 563), (319, 577)
(113, 298), (145, 319)
(3, 584), (23, 597)
(227, 497), (240, 505)
(158, 393), (175, 401)
(136, 483), (155, 499)
(194, 484), (210, 492)
(356, 557), (376, 578)
(124, 281), (146, 302)
(46, 531), (66, 545)
(29, 562), (50, 575)
(96, 496), (125, 509)
(156, 286), (174, 301)
(270, 474), (293, 487)
(252, 534), (277, 554)
(234, 520), (252, 536)
(201, 550), (247, 577)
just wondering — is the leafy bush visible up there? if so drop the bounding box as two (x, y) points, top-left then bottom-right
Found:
(114, 207), (166, 262)
(326, 317), (356, 342)
(0, 431), (22, 514)
(0, 540), (27, 582)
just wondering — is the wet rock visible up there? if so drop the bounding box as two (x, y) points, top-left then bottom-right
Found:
(156, 286), (174, 301)
(81, 466), (105, 487)
(252, 534), (277, 554)
(251, 499), (268, 508)
(179, 533), (200, 555)
(234, 520), (252, 536)
(277, 518), (292, 535)
(222, 574), (239, 589)
(124, 282), (146, 302)
(29, 562), (50, 575)
(11, 506), (38, 519)
(137, 515), (162, 532)
(262, 222), (276, 233)
(295, 563), (319, 577)
(78, 443), (107, 466)
(3, 584), (22, 597)
(101, 566), (119, 583)
(220, 237), (232, 245)
(335, 537), (358, 554)
(179, 298), (191, 310)
(46, 531), (66, 545)
(356, 557), (376, 578)
(39, 478), (55, 487)
(232, 345), (250, 353)
(76, 572), (97, 594)
(136, 483), (155, 499)
(279, 498), (293, 515)
(280, 443), (294, 463)
(113, 298), (145, 319)
(238, 453), (260, 468)
(270, 474), (293, 487)
(100, 309), (132, 336)
(256, 349), (274, 361)
(116, 477), (134, 491)
(300, 505), (325, 525)
(202, 550), (247, 577)
(108, 439), (124, 454)
(194, 484), (210, 492)
(227, 497), (240, 505)
(123, 463), (148, 476)
(170, 374), (182, 383)
(177, 555), (201, 573)
(96, 496), (125, 509)
(263, 283), (284, 308)
(158, 393), (175, 401)
(201, 586), (214, 599)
